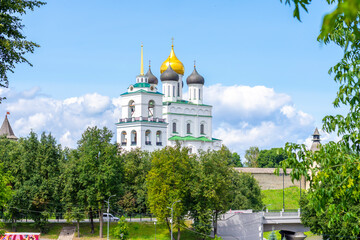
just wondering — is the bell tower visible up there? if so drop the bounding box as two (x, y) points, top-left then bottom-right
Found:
(116, 44), (168, 151)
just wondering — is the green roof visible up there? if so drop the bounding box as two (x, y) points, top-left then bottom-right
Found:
(133, 82), (151, 88)
(120, 89), (163, 96)
(163, 100), (212, 107)
(168, 135), (214, 142)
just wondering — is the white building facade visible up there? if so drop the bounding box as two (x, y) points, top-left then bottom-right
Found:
(116, 44), (221, 153)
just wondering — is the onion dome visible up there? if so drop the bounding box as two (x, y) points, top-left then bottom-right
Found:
(160, 64), (179, 81)
(160, 44), (185, 75)
(186, 66), (204, 85)
(145, 66), (158, 85)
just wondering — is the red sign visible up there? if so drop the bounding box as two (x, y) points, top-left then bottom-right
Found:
(0, 233), (40, 240)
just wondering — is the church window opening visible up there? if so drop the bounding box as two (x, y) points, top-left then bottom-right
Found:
(156, 131), (162, 146)
(187, 123), (191, 134)
(199, 89), (201, 100)
(200, 124), (205, 134)
(177, 82), (180, 97)
(172, 122), (177, 133)
(148, 100), (155, 117)
(145, 130), (151, 145)
(193, 89), (196, 100)
(173, 86), (175, 97)
(121, 131), (127, 146)
(131, 130), (137, 146)
(128, 100), (135, 118)
(168, 86), (170, 97)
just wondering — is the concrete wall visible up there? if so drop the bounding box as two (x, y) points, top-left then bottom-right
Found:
(217, 212), (263, 240)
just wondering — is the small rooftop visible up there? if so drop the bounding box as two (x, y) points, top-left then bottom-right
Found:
(0, 114), (18, 140)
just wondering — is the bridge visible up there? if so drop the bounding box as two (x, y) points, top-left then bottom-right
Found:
(216, 210), (309, 240)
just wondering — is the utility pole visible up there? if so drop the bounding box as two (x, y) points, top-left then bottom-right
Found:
(106, 195), (116, 240)
(168, 200), (180, 240)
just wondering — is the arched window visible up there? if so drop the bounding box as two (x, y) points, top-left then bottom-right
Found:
(187, 123), (191, 134)
(173, 86), (175, 97)
(199, 89), (201, 100)
(148, 100), (155, 117)
(172, 122), (177, 133)
(177, 82), (180, 96)
(168, 86), (170, 97)
(193, 89), (196, 100)
(128, 100), (135, 118)
(121, 131), (127, 146)
(156, 131), (162, 146)
(145, 130), (151, 145)
(200, 124), (205, 134)
(131, 130), (137, 146)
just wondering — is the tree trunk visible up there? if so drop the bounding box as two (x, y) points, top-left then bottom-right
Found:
(77, 220), (80, 237)
(165, 217), (171, 235)
(11, 217), (16, 232)
(213, 211), (218, 236)
(99, 208), (103, 238)
(89, 210), (95, 234)
(177, 226), (181, 240)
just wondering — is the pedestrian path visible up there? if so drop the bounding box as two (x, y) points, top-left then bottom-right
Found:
(57, 226), (75, 240)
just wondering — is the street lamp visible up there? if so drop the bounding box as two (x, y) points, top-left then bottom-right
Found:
(167, 200), (180, 240)
(154, 219), (157, 240)
(262, 204), (272, 213)
(106, 194), (116, 240)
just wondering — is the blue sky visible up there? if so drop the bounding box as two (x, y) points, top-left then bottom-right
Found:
(0, 1), (344, 155)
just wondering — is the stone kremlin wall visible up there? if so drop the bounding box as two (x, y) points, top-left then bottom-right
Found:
(234, 168), (307, 190)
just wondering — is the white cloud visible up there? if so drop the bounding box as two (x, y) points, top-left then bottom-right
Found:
(204, 84), (291, 121)
(1, 88), (120, 148)
(1, 85), (321, 155)
(201, 84), (317, 155)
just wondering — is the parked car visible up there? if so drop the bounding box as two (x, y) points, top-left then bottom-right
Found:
(103, 213), (119, 222)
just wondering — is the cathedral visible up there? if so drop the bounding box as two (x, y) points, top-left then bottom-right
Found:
(116, 43), (222, 153)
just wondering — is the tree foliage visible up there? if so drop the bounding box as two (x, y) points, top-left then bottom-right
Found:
(244, 146), (259, 167)
(119, 149), (151, 214)
(75, 126), (122, 238)
(257, 148), (286, 168)
(0, 0), (46, 102)
(147, 144), (194, 240)
(0, 132), (63, 233)
(280, 2), (360, 238)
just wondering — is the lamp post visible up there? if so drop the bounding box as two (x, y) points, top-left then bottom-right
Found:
(283, 170), (285, 210)
(168, 200), (180, 240)
(154, 219), (157, 240)
(106, 194), (116, 240)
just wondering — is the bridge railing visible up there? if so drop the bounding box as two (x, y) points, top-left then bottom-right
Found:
(263, 209), (301, 217)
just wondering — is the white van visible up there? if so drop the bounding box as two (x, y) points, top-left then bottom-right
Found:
(103, 213), (120, 222)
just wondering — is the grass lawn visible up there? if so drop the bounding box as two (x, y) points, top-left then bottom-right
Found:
(2, 222), (69, 239)
(262, 186), (302, 210)
(77, 221), (200, 239)
(2, 221), (201, 239)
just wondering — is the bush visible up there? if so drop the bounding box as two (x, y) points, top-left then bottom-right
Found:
(113, 216), (129, 240)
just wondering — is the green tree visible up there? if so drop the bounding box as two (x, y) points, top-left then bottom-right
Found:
(257, 148), (286, 168)
(244, 146), (259, 167)
(113, 216), (129, 240)
(76, 126), (122, 238)
(280, 2), (360, 238)
(228, 171), (263, 211)
(147, 145), (194, 240)
(6, 132), (64, 233)
(120, 149), (151, 214)
(191, 146), (236, 237)
(229, 152), (243, 167)
(61, 148), (85, 238)
(0, 136), (20, 230)
(269, 229), (277, 240)
(0, 0), (46, 102)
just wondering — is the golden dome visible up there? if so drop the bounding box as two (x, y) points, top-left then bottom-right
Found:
(160, 45), (185, 75)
